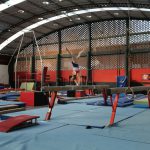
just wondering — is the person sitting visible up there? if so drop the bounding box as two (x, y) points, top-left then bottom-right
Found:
(66, 48), (85, 85)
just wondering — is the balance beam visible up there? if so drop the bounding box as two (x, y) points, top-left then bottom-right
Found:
(107, 86), (150, 95)
(107, 86), (150, 126)
(42, 85), (109, 120)
(42, 85), (109, 92)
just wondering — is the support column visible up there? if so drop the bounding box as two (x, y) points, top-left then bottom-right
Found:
(56, 30), (61, 86)
(31, 41), (36, 80)
(125, 19), (130, 86)
(8, 59), (15, 87)
(87, 23), (92, 85)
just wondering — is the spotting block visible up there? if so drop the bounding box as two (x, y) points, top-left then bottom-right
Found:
(67, 90), (85, 97)
(75, 90), (85, 97)
(67, 90), (75, 97)
(0, 115), (39, 132)
(20, 91), (48, 106)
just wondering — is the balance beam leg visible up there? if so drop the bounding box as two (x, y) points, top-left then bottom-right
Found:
(109, 93), (119, 126)
(102, 88), (108, 105)
(110, 95), (114, 110)
(45, 91), (57, 120)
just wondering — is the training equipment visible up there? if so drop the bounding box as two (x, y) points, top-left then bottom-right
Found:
(20, 91), (48, 106)
(43, 85), (150, 127)
(117, 76), (127, 87)
(42, 85), (109, 120)
(20, 82), (35, 91)
(0, 115), (39, 132)
(107, 86), (150, 126)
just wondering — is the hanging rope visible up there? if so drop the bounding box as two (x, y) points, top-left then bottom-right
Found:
(14, 34), (24, 90)
(33, 31), (43, 90)
(14, 30), (43, 91)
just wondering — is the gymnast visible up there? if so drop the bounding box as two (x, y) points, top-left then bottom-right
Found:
(66, 48), (85, 85)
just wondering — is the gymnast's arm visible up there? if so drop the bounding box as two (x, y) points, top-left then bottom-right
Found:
(76, 49), (86, 59)
(66, 48), (76, 62)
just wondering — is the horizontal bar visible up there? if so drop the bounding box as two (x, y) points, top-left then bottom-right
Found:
(42, 85), (109, 92)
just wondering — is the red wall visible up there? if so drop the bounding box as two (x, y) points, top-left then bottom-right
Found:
(131, 68), (150, 85)
(16, 68), (150, 86)
(92, 69), (125, 83)
(15, 70), (56, 83)
(61, 70), (87, 82)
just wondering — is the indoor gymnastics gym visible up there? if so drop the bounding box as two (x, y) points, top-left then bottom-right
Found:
(0, 0), (150, 150)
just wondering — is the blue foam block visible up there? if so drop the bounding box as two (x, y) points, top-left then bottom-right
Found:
(6, 92), (20, 97)
(0, 94), (6, 99)
(0, 86), (4, 89)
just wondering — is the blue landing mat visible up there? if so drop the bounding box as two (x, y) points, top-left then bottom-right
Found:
(89, 109), (150, 144)
(4, 104), (99, 121)
(5, 103), (145, 127)
(87, 95), (134, 107)
(0, 103), (150, 150)
(53, 106), (144, 127)
(59, 96), (103, 104)
(1, 125), (148, 150)
(0, 121), (68, 150)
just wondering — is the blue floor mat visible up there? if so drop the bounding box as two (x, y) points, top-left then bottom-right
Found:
(91, 109), (150, 144)
(0, 102), (149, 150)
(4, 106), (89, 121)
(52, 105), (144, 127)
(0, 124), (149, 150)
(5, 103), (145, 127)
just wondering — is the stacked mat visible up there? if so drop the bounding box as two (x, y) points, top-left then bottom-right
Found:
(0, 100), (26, 115)
(0, 100), (26, 107)
(134, 94), (148, 105)
(0, 92), (20, 101)
(0, 86), (4, 89)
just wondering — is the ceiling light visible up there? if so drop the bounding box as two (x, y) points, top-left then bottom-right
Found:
(2, 7), (150, 51)
(38, 17), (44, 20)
(53, 23), (58, 26)
(75, 17), (81, 21)
(61, 10), (66, 14)
(0, 0), (26, 12)
(18, 9), (24, 13)
(58, 0), (63, 2)
(114, 12), (119, 16)
(87, 15), (92, 18)
(42, 1), (49, 5)
(73, 8), (79, 11)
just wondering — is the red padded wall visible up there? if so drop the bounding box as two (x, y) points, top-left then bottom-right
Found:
(16, 68), (150, 85)
(92, 69), (125, 83)
(130, 68), (150, 85)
